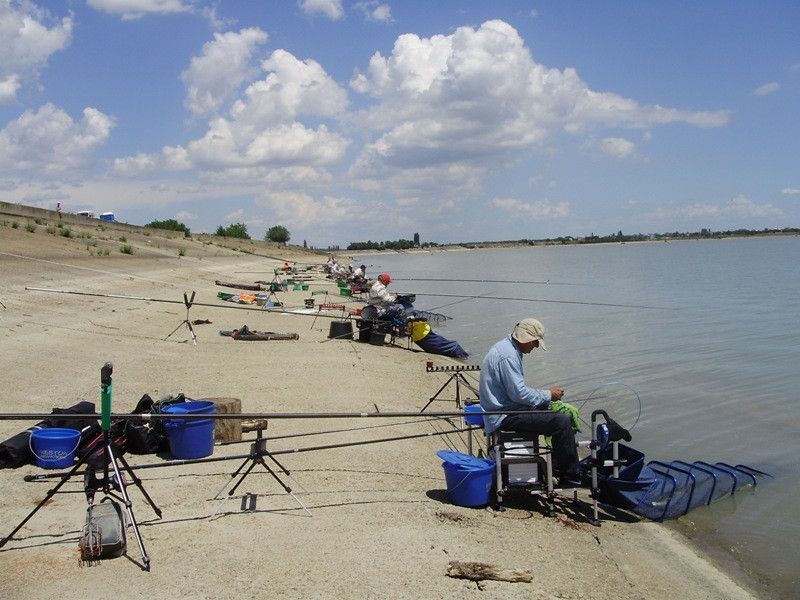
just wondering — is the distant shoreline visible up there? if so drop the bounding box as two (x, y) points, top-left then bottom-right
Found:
(349, 231), (799, 257)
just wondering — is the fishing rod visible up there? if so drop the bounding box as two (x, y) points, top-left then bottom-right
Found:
(396, 291), (672, 310)
(25, 287), (358, 323)
(0, 408), (552, 421)
(24, 424), (475, 480)
(572, 381), (642, 431)
(393, 277), (585, 287)
(219, 415), (459, 446)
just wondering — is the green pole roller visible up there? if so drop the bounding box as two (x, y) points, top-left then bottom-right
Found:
(100, 362), (113, 431)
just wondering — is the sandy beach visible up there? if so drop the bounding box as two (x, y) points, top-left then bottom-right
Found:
(0, 208), (764, 599)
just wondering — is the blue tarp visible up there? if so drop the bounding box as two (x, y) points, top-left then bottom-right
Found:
(415, 330), (469, 359)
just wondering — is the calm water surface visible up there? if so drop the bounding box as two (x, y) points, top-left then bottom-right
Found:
(358, 237), (800, 598)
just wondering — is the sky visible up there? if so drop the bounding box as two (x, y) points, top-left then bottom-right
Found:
(0, 1), (798, 247)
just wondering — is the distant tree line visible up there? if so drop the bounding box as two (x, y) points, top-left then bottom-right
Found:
(480, 227), (800, 247)
(347, 238), (439, 251)
(346, 233), (436, 251)
(145, 218), (191, 237)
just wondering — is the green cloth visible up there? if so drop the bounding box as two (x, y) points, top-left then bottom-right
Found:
(545, 399), (581, 448)
(551, 400), (581, 432)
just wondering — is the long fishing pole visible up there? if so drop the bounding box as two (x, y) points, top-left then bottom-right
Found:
(24, 425), (475, 480)
(220, 415), (458, 446)
(25, 287), (358, 322)
(394, 277), (585, 287)
(0, 408), (551, 421)
(398, 291), (672, 310)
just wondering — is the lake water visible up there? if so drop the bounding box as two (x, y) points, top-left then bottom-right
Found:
(357, 236), (800, 598)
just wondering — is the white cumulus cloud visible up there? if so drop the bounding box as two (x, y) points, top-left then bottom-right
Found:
(0, 2), (73, 104)
(727, 194), (782, 217)
(781, 187), (800, 195)
(650, 195), (783, 220)
(87, 0), (190, 20)
(181, 28), (269, 117)
(257, 191), (358, 228)
(355, 1), (392, 23)
(349, 20), (730, 177)
(298, 0), (343, 20)
(491, 197), (570, 220)
(174, 210), (198, 221)
(0, 103), (115, 175)
(753, 82), (780, 96)
(599, 137), (636, 158)
(113, 48), (350, 176)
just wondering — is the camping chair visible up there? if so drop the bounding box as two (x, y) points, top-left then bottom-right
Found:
(487, 430), (557, 515)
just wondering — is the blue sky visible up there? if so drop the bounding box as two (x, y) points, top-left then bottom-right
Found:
(0, 1), (797, 246)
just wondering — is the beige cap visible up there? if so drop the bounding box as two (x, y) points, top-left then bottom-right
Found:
(511, 318), (547, 350)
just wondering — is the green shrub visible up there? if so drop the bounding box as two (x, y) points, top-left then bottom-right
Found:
(25, 222), (37, 233)
(178, 247), (186, 257)
(265, 225), (291, 244)
(145, 218), (190, 236)
(59, 227), (73, 238)
(11, 221), (19, 229)
(119, 235), (127, 242)
(101, 248), (110, 256)
(120, 244), (134, 254)
(46, 225), (57, 235)
(34, 217), (44, 225)
(215, 222), (250, 239)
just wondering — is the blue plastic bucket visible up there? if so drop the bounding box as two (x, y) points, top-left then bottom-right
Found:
(163, 401), (216, 459)
(436, 450), (495, 507)
(30, 428), (81, 469)
(463, 404), (484, 427)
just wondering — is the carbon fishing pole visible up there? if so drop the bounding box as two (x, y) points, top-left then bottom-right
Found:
(24, 424), (475, 480)
(0, 408), (552, 421)
(24, 287), (360, 323)
(219, 415), (460, 446)
(396, 291), (673, 310)
(393, 277), (586, 287)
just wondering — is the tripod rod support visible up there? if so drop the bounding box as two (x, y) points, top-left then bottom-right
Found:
(101, 362), (113, 431)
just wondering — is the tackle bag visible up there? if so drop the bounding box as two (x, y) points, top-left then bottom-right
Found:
(0, 401), (97, 469)
(79, 497), (127, 561)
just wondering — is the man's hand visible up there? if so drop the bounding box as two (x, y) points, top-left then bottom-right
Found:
(550, 387), (564, 401)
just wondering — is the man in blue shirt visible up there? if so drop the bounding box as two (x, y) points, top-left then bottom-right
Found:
(479, 318), (580, 485)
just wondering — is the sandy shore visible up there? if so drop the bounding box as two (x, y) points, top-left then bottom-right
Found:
(0, 211), (764, 599)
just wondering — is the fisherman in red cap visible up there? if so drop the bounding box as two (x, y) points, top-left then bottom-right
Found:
(368, 273), (396, 308)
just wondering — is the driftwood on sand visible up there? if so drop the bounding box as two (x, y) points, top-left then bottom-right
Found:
(445, 560), (533, 583)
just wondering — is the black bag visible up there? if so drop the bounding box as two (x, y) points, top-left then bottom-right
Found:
(0, 401), (97, 469)
(119, 393), (190, 455)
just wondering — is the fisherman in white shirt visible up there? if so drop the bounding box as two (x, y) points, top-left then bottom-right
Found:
(368, 273), (396, 307)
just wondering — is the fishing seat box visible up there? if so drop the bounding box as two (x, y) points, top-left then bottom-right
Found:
(80, 498), (127, 560)
(487, 431), (553, 512)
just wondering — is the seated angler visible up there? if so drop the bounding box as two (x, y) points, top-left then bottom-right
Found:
(353, 264), (367, 283)
(366, 273), (405, 320)
(479, 318), (581, 487)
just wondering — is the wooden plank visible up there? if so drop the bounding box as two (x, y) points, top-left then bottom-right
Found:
(445, 561), (533, 583)
(204, 397), (242, 442)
